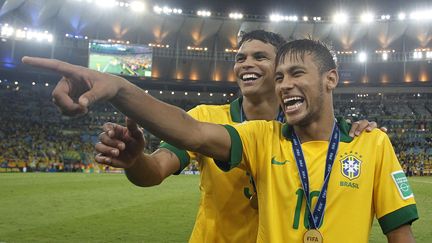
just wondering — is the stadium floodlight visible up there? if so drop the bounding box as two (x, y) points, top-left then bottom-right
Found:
(32, 82), (36, 86)
(303, 16), (308, 21)
(333, 12), (348, 24)
(426, 51), (432, 59)
(358, 52), (367, 62)
(382, 53), (388, 61)
(197, 92), (201, 96)
(229, 12), (243, 19)
(47, 34), (53, 43)
(409, 10), (432, 21)
(171, 91), (175, 95)
(15, 29), (26, 39)
(360, 12), (374, 23)
(162, 6), (173, 14)
(173, 8), (182, 14)
(270, 14), (283, 22)
(210, 93), (213, 96)
(313, 16), (322, 22)
(380, 14), (390, 20)
(398, 12), (406, 20)
(14, 81), (18, 85)
(95, 0), (115, 8)
(1, 25), (14, 37)
(130, 1), (145, 12)
(184, 92), (188, 95)
(197, 10), (211, 17)
(289, 15), (298, 21)
(45, 83), (49, 87)
(413, 51), (423, 59)
(223, 93), (227, 97)
(270, 14), (298, 22)
(153, 5), (162, 14)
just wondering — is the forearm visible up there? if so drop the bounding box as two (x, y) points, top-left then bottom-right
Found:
(111, 81), (202, 151)
(110, 81), (230, 161)
(386, 225), (415, 243)
(124, 152), (177, 187)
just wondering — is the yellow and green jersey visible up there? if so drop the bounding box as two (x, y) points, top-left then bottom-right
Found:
(160, 97), (259, 243)
(221, 120), (418, 243)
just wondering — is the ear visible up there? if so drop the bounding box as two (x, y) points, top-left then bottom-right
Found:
(325, 69), (338, 91)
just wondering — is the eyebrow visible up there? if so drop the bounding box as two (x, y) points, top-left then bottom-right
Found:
(236, 51), (270, 59)
(276, 65), (306, 74)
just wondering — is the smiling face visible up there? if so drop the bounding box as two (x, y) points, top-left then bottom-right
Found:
(233, 40), (277, 98)
(275, 52), (336, 126)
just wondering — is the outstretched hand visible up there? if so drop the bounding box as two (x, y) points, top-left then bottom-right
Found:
(22, 56), (127, 116)
(95, 118), (146, 168)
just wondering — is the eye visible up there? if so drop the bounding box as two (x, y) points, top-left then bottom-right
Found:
(235, 55), (245, 63)
(275, 74), (283, 83)
(292, 71), (304, 77)
(255, 54), (267, 61)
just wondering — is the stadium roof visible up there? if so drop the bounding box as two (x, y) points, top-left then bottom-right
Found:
(151, 0), (432, 17)
(0, 0), (431, 89)
(0, 0), (431, 51)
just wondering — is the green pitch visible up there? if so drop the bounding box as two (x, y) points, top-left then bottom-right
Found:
(89, 54), (151, 77)
(0, 174), (430, 242)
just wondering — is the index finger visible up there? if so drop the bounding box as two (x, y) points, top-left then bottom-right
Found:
(22, 56), (78, 76)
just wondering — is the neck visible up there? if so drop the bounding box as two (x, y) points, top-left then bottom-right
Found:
(293, 108), (336, 143)
(242, 92), (280, 121)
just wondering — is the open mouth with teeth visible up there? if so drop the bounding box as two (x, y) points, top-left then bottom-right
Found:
(241, 73), (261, 83)
(283, 96), (305, 112)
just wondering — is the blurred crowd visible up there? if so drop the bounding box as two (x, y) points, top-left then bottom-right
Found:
(1, 83), (431, 176)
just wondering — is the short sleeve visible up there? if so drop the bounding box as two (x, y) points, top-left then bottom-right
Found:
(374, 132), (418, 233)
(216, 121), (277, 178)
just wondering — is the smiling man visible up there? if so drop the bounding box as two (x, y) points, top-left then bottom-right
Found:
(94, 31), (377, 242)
(21, 37), (395, 242)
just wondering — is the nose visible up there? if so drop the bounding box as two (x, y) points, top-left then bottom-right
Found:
(239, 57), (255, 69)
(278, 76), (295, 90)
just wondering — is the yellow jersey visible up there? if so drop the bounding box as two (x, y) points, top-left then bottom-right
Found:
(160, 98), (259, 243)
(221, 120), (418, 243)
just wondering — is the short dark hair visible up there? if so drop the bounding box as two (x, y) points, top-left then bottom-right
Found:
(238, 30), (286, 50)
(276, 39), (337, 74)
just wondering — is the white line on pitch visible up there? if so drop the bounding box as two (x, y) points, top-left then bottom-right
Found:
(409, 179), (432, 184)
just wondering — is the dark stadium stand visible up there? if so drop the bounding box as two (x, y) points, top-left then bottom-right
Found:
(0, 82), (431, 175)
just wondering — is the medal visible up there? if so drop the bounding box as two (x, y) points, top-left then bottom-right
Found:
(249, 193), (258, 209)
(303, 229), (323, 243)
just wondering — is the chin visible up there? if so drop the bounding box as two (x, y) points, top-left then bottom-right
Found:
(285, 112), (310, 126)
(241, 87), (257, 96)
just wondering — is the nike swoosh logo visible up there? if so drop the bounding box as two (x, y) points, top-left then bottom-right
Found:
(271, 156), (289, 165)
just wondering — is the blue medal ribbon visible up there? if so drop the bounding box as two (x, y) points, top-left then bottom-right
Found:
(291, 121), (340, 229)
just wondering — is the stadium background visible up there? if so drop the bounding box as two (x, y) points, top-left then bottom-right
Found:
(0, 0), (431, 242)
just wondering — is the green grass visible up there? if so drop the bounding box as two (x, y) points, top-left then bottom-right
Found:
(0, 174), (430, 242)
(0, 173), (199, 243)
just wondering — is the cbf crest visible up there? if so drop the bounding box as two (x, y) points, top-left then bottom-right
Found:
(340, 152), (362, 180)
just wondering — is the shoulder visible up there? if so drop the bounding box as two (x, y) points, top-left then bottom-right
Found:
(190, 104), (230, 112)
(234, 120), (283, 135)
(187, 104), (230, 121)
(355, 128), (392, 146)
